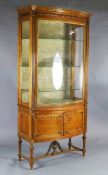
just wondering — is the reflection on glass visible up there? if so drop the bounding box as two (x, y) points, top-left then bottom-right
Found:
(37, 20), (84, 105)
(52, 51), (63, 90)
(80, 63), (83, 90)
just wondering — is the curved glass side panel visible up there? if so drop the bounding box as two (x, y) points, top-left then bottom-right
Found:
(21, 21), (30, 103)
(37, 20), (84, 105)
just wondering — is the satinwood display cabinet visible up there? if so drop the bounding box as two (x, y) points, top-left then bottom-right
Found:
(17, 5), (90, 169)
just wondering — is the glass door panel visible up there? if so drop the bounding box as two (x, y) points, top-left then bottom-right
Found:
(21, 20), (30, 103)
(37, 20), (84, 105)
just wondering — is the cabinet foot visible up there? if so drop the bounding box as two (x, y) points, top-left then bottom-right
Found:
(18, 136), (22, 161)
(29, 142), (34, 170)
(68, 137), (72, 150)
(82, 135), (87, 156)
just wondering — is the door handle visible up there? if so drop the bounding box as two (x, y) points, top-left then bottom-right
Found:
(65, 130), (69, 134)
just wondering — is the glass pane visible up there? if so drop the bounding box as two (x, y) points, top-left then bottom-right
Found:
(37, 20), (84, 105)
(21, 21), (30, 103)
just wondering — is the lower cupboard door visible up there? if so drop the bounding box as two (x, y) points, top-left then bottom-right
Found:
(64, 110), (84, 136)
(33, 112), (63, 140)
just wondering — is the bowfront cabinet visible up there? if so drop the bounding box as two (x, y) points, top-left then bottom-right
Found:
(17, 5), (90, 169)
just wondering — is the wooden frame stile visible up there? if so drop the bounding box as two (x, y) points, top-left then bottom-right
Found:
(28, 13), (35, 143)
(84, 18), (90, 155)
(18, 14), (21, 141)
(18, 14), (22, 106)
(29, 12), (38, 169)
(81, 18), (90, 156)
(35, 17), (38, 107)
(18, 14), (31, 161)
(17, 5), (91, 169)
(80, 24), (87, 156)
(18, 14), (23, 162)
(29, 12), (36, 109)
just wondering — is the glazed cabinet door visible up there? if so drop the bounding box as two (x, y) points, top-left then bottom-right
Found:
(36, 19), (85, 107)
(33, 112), (63, 141)
(63, 110), (84, 136)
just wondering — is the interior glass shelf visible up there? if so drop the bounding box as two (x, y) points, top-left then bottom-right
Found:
(38, 88), (80, 92)
(38, 37), (83, 41)
(21, 63), (81, 67)
(37, 97), (82, 106)
(21, 64), (29, 67)
(22, 38), (29, 39)
(38, 64), (81, 68)
(22, 38), (83, 41)
(21, 89), (29, 91)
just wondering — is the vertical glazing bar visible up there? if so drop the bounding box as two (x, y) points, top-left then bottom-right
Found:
(18, 15), (22, 104)
(29, 15), (33, 108)
(29, 13), (38, 108)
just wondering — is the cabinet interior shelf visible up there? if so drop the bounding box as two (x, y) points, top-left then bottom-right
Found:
(38, 65), (81, 68)
(38, 89), (80, 92)
(21, 88), (80, 92)
(21, 64), (81, 68)
(21, 64), (29, 67)
(22, 38), (83, 41)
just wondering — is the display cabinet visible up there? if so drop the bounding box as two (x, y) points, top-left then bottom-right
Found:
(17, 5), (90, 169)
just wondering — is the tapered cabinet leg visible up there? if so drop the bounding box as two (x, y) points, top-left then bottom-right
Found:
(18, 136), (22, 161)
(29, 142), (34, 170)
(68, 137), (72, 150)
(82, 134), (87, 156)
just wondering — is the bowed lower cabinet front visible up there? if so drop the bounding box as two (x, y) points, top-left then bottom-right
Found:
(17, 5), (90, 169)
